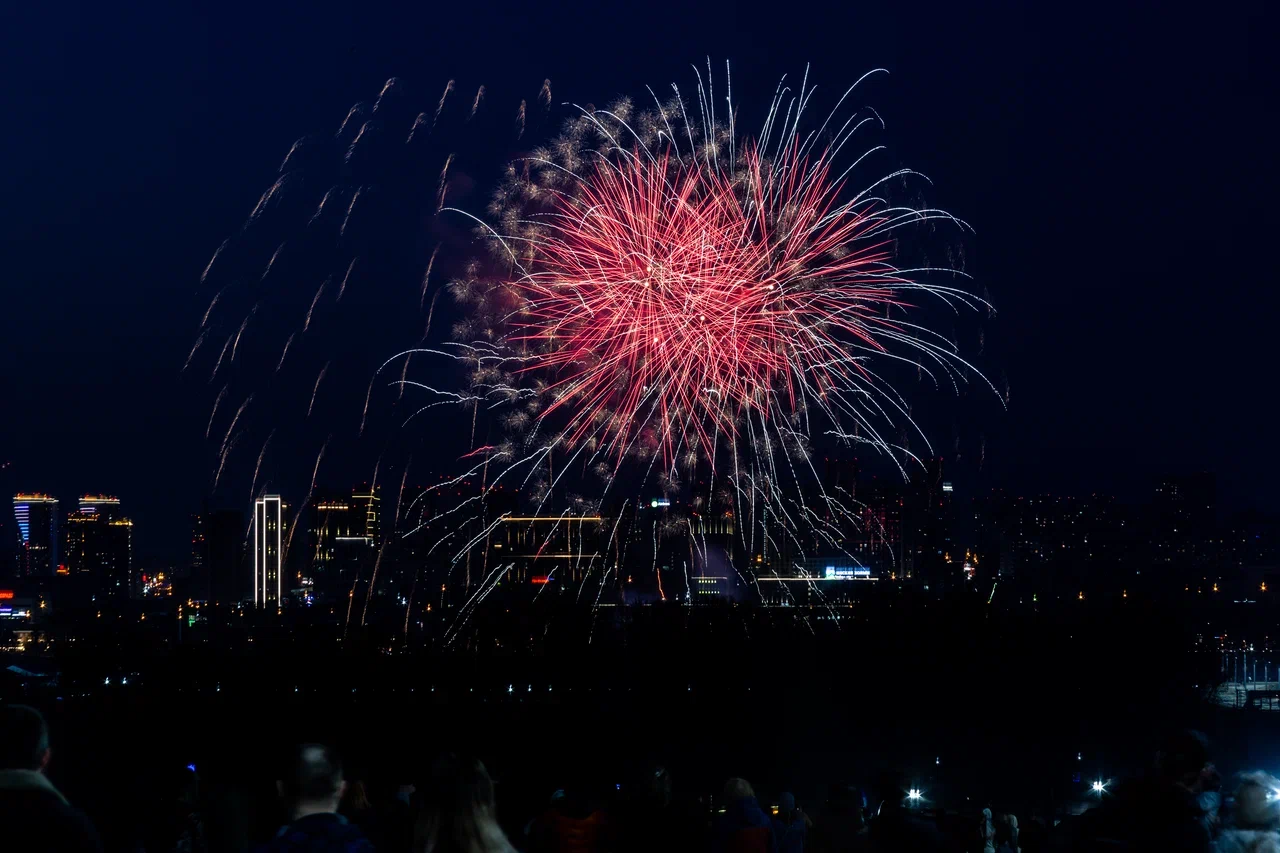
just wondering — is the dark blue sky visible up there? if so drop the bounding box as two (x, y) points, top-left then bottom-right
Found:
(0, 0), (1272, 563)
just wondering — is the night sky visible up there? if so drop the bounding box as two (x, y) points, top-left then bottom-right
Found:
(1, 0), (1272, 564)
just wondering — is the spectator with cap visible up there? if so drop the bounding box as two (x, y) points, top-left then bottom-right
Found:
(260, 744), (373, 853)
(0, 703), (102, 853)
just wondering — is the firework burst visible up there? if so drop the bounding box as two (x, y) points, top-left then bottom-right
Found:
(399, 63), (993, 619)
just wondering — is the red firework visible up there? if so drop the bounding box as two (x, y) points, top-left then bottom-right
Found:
(512, 139), (913, 462)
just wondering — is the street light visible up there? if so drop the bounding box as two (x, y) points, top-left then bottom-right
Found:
(907, 788), (923, 802)
(1092, 781), (1107, 794)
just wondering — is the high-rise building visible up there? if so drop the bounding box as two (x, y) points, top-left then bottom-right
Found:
(311, 495), (359, 572)
(64, 511), (95, 575)
(103, 518), (133, 600)
(852, 480), (904, 578)
(904, 458), (953, 588)
(253, 495), (285, 605)
(352, 485), (381, 540)
(13, 494), (59, 577)
(491, 513), (603, 586)
(64, 497), (133, 600)
(202, 509), (245, 603)
(190, 513), (207, 580)
(78, 495), (121, 519)
(310, 486), (381, 601)
(1153, 473), (1217, 567)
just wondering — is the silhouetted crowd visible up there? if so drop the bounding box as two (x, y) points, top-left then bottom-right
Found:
(2, 704), (1277, 853)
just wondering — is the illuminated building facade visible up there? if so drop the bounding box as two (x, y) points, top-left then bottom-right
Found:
(311, 496), (357, 570)
(490, 515), (602, 585)
(903, 458), (954, 588)
(12, 494), (58, 577)
(64, 498), (134, 599)
(352, 485), (380, 541)
(975, 491), (1136, 587)
(78, 495), (121, 519)
(253, 495), (285, 605)
(103, 518), (134, 599)
(851, 480), (904, 578)
(310, 486), (380, 600)
(190, 513), (206, 580)
(605, 499), (744, 602)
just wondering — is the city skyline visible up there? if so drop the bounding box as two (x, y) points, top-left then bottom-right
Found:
(0, 8), (1273, 848)
(10, 466), (1278, 609)
(0, 1), (1270, 566)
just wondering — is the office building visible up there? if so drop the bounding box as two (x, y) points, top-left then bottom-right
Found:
(851, 480), (904, 578)
(64, 497), (134, 599)
(491, 514), (602, 586)
(352, 485), (380, 541)
(311, 494), (359, 569)
(13, 494), (59, 577)
(190, 513), (206, 580)
(197, 509), (245, 603)
(253, 495), (285, 605)
(1153, 473), (1217, 567)
(78, 495), (121, 519)
(903, 458), (954, 588)
(310, 486), (381, 601)
(102, 518), (133, 599)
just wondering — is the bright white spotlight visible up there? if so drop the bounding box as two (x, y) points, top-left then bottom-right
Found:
(1092, 781), (1106, 793)
(907, 788), (923, 801)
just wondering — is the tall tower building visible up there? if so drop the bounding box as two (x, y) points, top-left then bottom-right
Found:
(311, 494), (358, 572)
(310, 486), (380, 601)
(13, 494), (59, 577)
(190, 513), (207, 580)
(352, 485), (381, 540)
(64, 496), (133, 600)
(64, 511), (95, 575)
(253, 495), (285, 605)
(203, 509), (244, 603)
(78, 495), (121, 519)
(1154, 473), (1217, 566)
(103, 518), (134, 600)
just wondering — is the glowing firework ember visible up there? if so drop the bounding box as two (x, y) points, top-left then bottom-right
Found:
(510, 142), (938, 464)
(391, 62), (993, 632)
(430, 64), (987, 470)
(193, 66), (993, 641)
